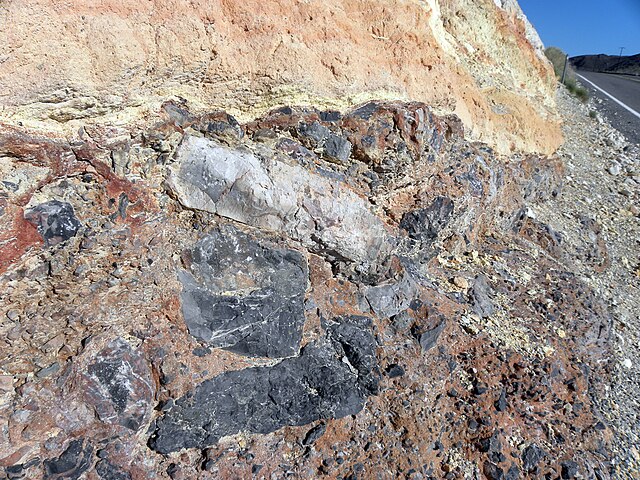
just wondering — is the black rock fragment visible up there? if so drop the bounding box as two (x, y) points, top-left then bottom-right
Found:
(319, 110), (341, 122)
(479, 431), (501, 454)
(495, 387), (507, 412)
(296, 121), (352, 164)
(298, 121), (330, 145)
(196, 112), (244, 141)
(522, 444), (546, 472)
(417, 321), (446, 351)
(483, 461), (503, 480)
(471, 275), (495, 318)
(400, 197), (454, 243)
(473, 381), (488, 396)
(95, 459), (131, 480)
(179, 226), (308, 358)
(24, 200), (81, 246)
(43, 439), (93, 480)
(323, 134), (352, 164)
(302, 423), (326, 445)
(505, 464), (520, 480)
(149, 317), (378, 454)
(385, 364), (405, 378)
(561, 460), (579, 479)
(349, 102), (379, 121)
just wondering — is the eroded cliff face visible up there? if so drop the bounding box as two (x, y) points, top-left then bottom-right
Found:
(0, 1), (620, 479)
(0, 0), (560, 155)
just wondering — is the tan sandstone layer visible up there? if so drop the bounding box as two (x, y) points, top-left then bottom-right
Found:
(0, 0), (561, 155)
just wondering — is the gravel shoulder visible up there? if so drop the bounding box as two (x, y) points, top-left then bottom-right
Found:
(534, 88), (640, 477)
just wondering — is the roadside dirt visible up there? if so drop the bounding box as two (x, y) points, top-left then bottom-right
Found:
(535, 87), (640, 477)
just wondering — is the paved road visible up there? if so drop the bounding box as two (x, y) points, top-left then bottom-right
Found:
(575, 70), (640, 144)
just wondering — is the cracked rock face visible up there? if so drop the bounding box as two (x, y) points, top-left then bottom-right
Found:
(0, 95), (624, 479)
(179, 226), (308, 358)
(150, 317), (378, 454)
(42, 439), (93, 480)
(168, 135), (392, 276)
(400, 196), (454, 243)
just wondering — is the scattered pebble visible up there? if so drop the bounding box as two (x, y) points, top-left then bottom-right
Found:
(452, 276), (469, 290)
(608, 163), (622, 176)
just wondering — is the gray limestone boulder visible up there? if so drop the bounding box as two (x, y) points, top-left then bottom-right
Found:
(168, 136), (391, 275)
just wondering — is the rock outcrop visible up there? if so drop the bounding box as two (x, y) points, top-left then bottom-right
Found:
(0, 95), (616, 478)
(0, 0), (628, 478)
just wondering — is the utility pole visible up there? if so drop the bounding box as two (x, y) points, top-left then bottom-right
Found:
(619, 47), (625, 58)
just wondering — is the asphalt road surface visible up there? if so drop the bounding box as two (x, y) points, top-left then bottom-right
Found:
(575, 70), (640, 144)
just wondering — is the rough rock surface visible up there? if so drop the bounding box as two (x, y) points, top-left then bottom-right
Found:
(150, 317), (378, 454)
(1, 2), (638, 479)
(0, 0), (560, 155)
(180, 226), (308, 358)
(0, 93), (627, 479)
(168, 134), (392, 275)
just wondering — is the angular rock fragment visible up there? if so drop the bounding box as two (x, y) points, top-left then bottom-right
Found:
(43, 439), (93, 480)
(297, 121), (330, 146)
(561, 460), (579, 479)
(194, 111), (244, 142)
(400, 196), (454, 243)
(82, 339), (154, 431)
(342, 101), (449, 173)
(24, 200), (81, 246)
(168, 136), (391, 274)
(302, 423), (326, 446)
(417, 321), (446, 351)
(180, 226), (308, 358)
(522, 444), (546, 472)
(322, 134), (352, 164)
(149, 317), (378, 454)
(95, 459), (132, 480)
(471, 275), (495, 318)
(364, 274), (418, 318)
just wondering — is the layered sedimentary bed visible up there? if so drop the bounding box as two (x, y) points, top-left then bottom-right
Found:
(0, 0), (560, 155)
(0, 98), (617, 478)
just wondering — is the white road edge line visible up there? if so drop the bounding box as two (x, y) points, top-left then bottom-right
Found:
(576, 73), (640, 120)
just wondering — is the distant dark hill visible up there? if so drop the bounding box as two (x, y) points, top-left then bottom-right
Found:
(571, 53), (640, 75)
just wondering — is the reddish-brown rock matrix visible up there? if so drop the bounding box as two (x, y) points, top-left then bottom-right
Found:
(1, 1), (631, 479)
(0, 99), (615, 478)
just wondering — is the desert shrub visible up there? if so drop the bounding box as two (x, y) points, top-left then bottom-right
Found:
(564, 78), (589, 102)
(545, 47), (568, 78)
(545, 46), (588, 102)
(574, 86), (589, 102)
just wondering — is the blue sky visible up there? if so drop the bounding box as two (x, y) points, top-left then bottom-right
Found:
(519, 0), (640, 57)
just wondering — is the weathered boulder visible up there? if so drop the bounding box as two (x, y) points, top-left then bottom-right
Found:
(43, 439), (93, 480)
(81, 338), (155, 432)
(179, 226), (308, 358)
(168, 135), (393, 274)
(400, 196), (455, 243)
(150, 317), (379, 454)
(24, 200), (81, 246)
